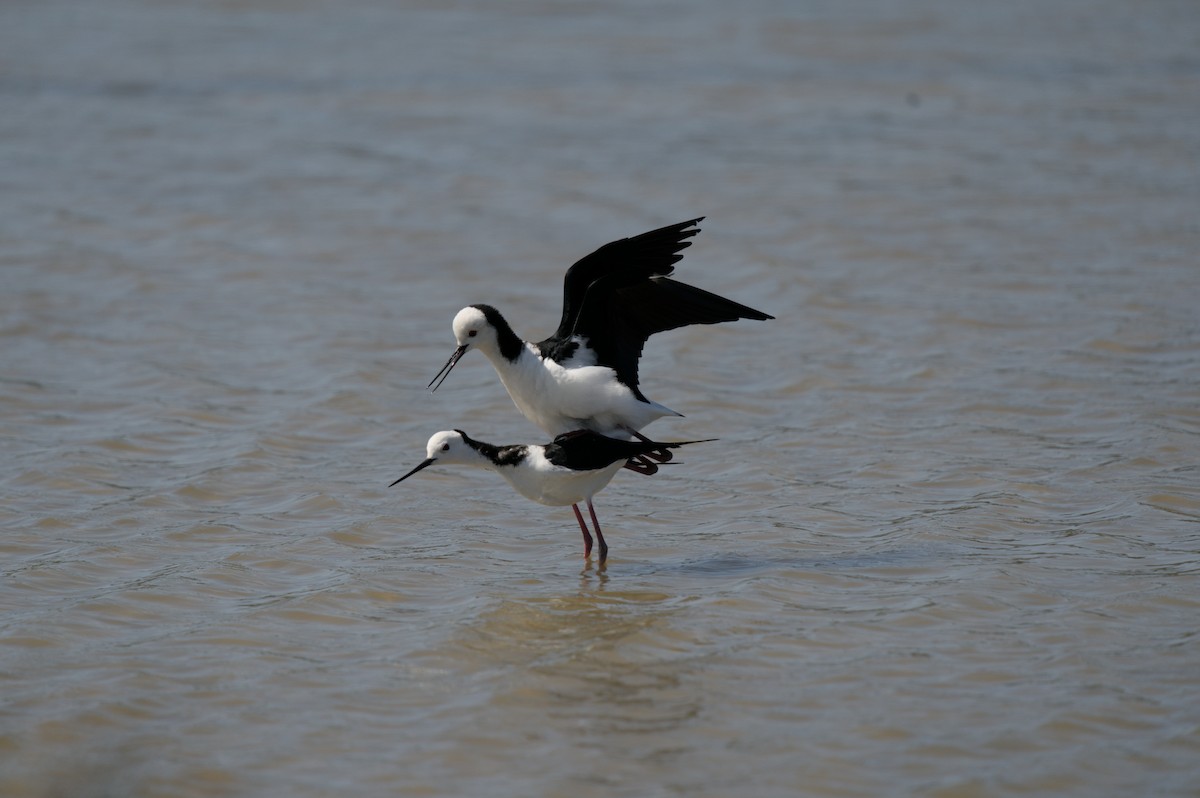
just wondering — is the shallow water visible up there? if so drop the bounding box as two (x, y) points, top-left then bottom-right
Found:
(3, 0), (1199, 795)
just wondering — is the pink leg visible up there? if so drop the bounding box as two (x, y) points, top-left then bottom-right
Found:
(586, 500), (608, 562)
(623, 455), (659, 475)
(572, 503), (593, 559)
(627, 428), (673, 463)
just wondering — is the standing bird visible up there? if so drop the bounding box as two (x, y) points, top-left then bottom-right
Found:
(390, 429), (711, 562)
(426, 218), (772, 461)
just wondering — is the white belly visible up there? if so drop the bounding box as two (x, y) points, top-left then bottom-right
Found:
(498, 455), (625, 507)
(494, 347), (679, 437)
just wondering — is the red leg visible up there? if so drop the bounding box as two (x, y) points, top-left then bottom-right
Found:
(627, 428), (673, 462)
(586, 500), (608, 562)
(623, 455), (659, 475)
(572, 503), (593, 558)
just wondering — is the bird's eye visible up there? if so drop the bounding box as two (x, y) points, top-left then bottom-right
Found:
(468, 330), (478, 338)
(441, 443), (450, 451)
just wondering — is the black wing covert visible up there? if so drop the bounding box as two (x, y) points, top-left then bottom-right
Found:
(548, 218), (704, 345)
(537, 217), (774, 390)
(544, 431), (699, 471)
(576, 276), (773, 389)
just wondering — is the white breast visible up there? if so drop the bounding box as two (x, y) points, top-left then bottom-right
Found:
(488, 344), (678, 437)
(495, 449), (624, 507)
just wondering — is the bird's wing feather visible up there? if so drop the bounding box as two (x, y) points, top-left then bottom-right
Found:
(571, 276), (775, 388)
(548, 218), (704, 344)
(544, 431), (704, 471)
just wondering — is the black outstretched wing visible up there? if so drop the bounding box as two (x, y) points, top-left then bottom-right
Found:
(548, 218), (704, 344)
(538, 217), (774, 389)
(569, 276), (774, 390)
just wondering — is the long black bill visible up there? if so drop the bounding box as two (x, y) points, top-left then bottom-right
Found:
(389, 458), (436, 487)
(427, 345), (467, 392)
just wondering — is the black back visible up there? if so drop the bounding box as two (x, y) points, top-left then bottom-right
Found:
(542, 430), (700, 472)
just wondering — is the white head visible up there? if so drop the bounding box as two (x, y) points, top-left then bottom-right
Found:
(451, 305), (497, 350)
(389, 430), (486, 486)
(427, 305), (507, 391)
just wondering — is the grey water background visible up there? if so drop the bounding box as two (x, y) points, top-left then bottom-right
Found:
(3, 0), (1199, 795)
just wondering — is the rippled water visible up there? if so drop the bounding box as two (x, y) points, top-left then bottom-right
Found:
(3, 0), (1198, 795)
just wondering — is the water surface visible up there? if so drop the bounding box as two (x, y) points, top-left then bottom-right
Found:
(2, 1), (1198, 795)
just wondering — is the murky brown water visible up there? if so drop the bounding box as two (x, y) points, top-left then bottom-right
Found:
(3, 0), (1198, 795)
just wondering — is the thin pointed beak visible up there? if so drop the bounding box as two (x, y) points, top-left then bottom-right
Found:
(427, 344), (468, 392)
(389, 457), (436, 487)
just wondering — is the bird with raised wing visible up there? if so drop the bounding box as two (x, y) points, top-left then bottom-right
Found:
(427, 219), (772, 459)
